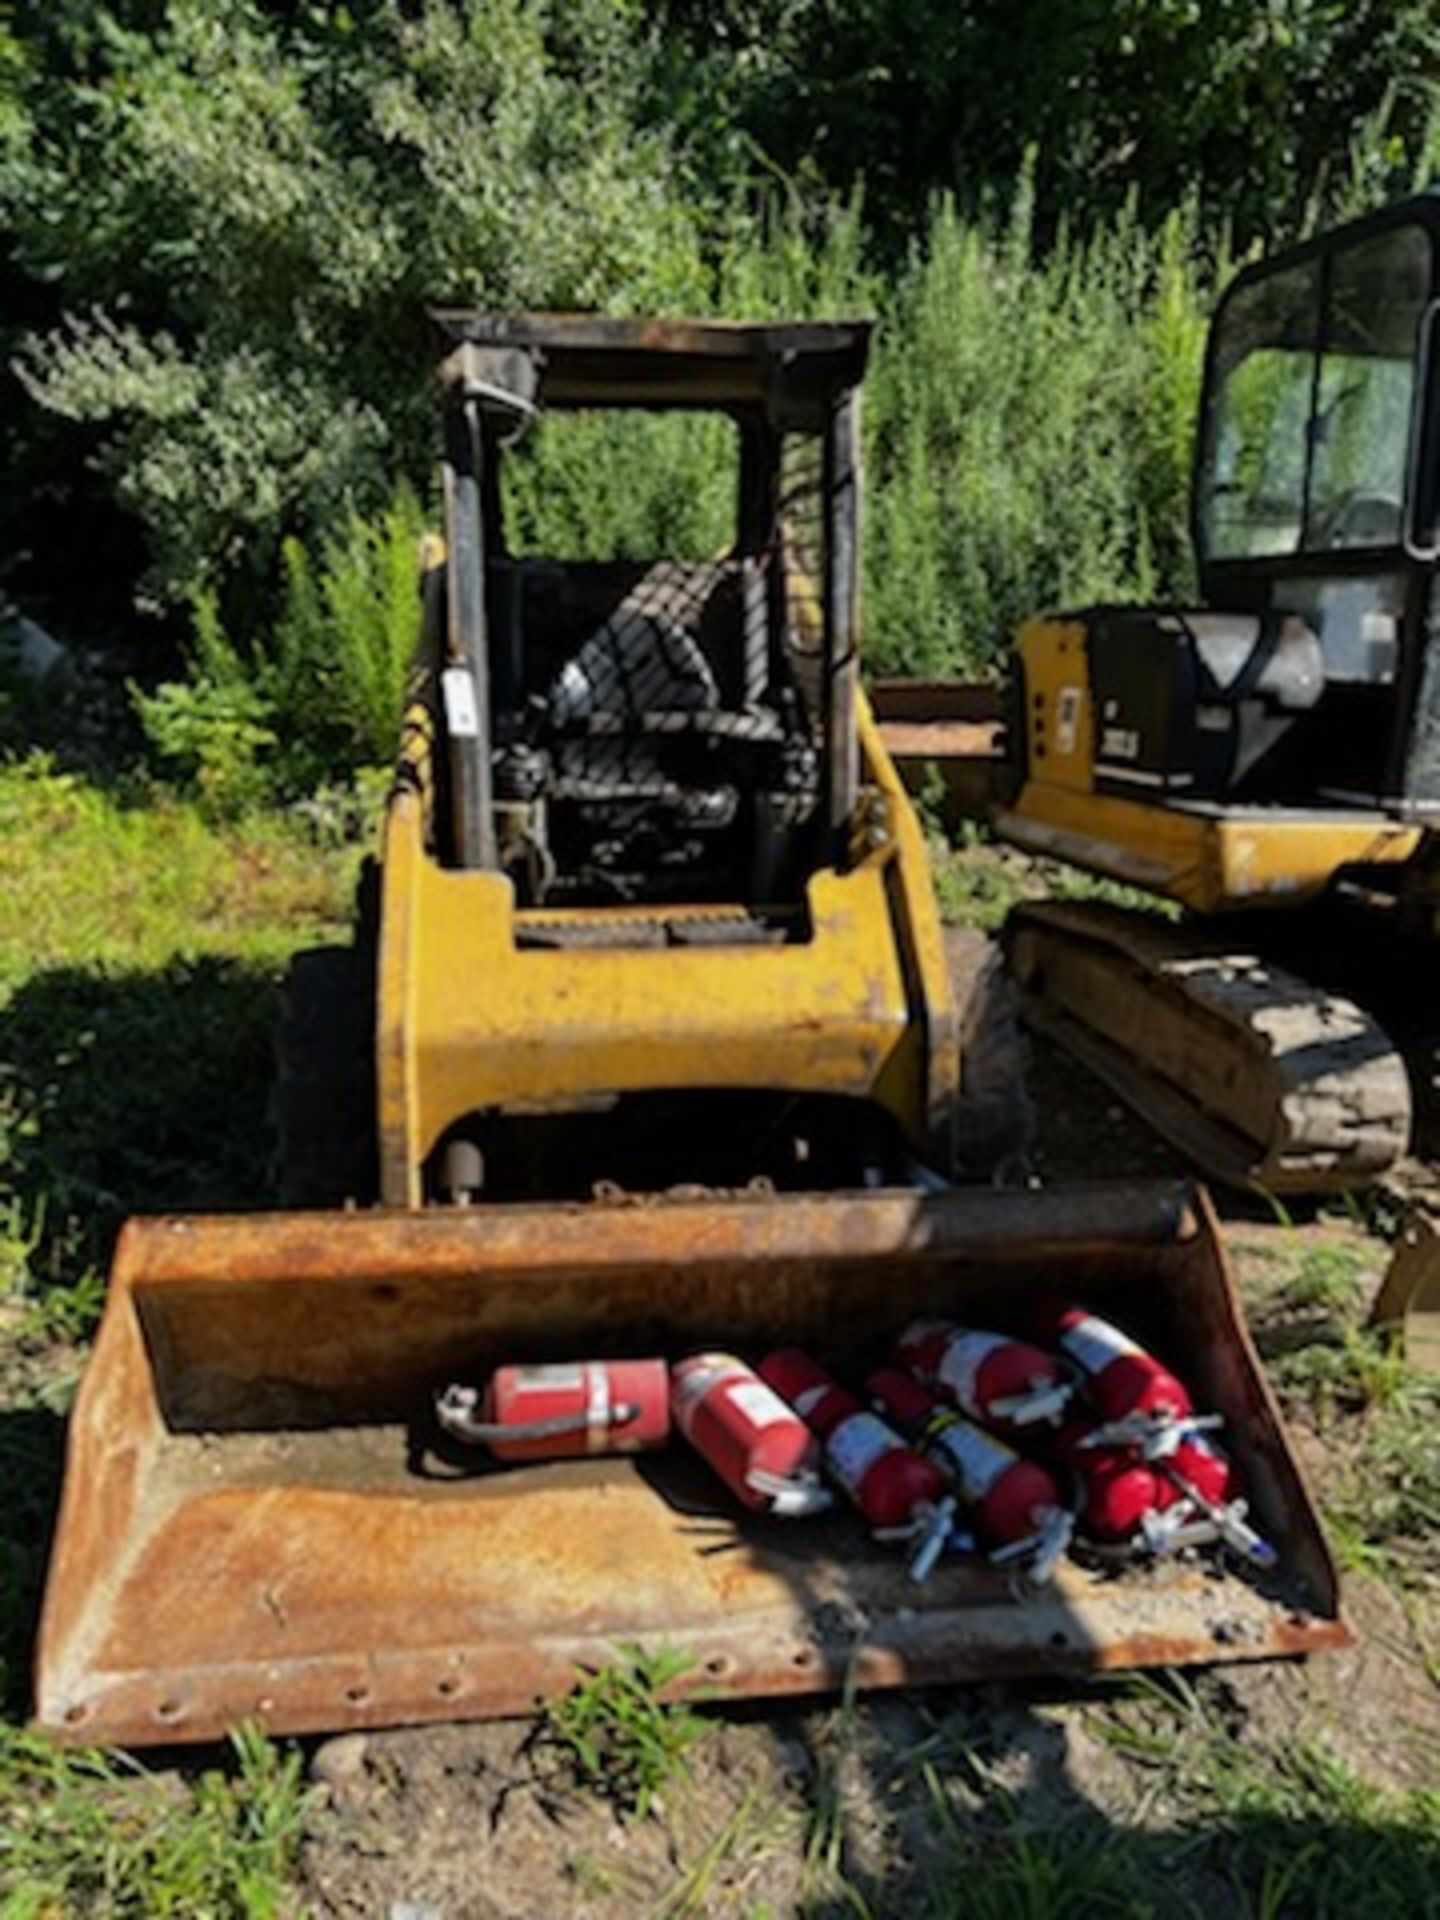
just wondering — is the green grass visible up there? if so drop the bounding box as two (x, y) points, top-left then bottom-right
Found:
(0, 1723), (315, 1918)
(917, 1754), (1155, 1919)
(1278, 1240), (1369, 1315)
(0, 753), (357, 1917)
(924, 818), (1178, 934)
(1236, 1228), (1440, 1585)
(0, 753), (357, 989)
(0, 754), (358, 1329)
(651, 1786), (797, 1920)
(537, 1643), (712, 1822)
(1081, 1675), (1440, 1920)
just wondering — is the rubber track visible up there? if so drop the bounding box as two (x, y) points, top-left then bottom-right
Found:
(1006, 900), (1412, 1194)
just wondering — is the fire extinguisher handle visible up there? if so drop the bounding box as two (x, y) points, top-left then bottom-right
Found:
(905, 1497), (959, 1583)
(988, 1506), (1073, 1585)
(1161, 1467), (1279, 1570)
(435, 1386), (639, 1449)
(744, 1469), (834, 1517)
(1079, 1410), (1223, 1457)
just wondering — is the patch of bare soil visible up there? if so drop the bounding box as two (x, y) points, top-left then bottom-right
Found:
(299, 1711), (813, 1919)
(1207, 1573), (1440, 1792)
(1023, 1032), (1189, 1188)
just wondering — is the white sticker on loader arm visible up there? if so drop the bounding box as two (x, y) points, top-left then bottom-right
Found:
(1055, 685), (1081, 755)
(442, 667), (480, 738)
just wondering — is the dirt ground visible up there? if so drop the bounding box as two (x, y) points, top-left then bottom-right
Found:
(294, 1562), (1440, 1918)
(282, 1032), (1440, 1920)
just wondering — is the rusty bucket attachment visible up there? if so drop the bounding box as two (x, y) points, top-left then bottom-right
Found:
(36, 1182), (1345, 1747)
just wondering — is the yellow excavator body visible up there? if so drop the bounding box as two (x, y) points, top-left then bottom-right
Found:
(983, 197), (1440, 1205)
(997, 615), (1423, 913)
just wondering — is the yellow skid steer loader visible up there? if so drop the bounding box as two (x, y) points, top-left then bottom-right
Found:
(36, 318), (1341, 1747)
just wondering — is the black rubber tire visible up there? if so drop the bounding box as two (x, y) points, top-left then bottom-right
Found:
(946, 924), (1035, 1179)
(274, 864), (380, 1208)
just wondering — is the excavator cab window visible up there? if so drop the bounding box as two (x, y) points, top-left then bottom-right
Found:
(1182, 205), (1440, 806)
(1200, 223), (1432, 566)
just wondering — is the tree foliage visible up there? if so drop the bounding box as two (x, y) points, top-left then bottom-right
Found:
(652, 0), (1440, 247)
(865, 183), (1210, 675)
(2, 0), (1439, 713)
(3, 0), (700, 612)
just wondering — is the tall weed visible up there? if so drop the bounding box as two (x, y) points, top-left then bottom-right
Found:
(137, 481), (428, 811)
(501, 194), (875, 564)
(865, 176), (1213, 675)
(138, 181), (1222, 790)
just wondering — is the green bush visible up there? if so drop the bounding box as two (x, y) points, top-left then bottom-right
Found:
(499, 193), (874, 564)
(136, 482), (427, 810)
(863, 177), (1212, 676)
(6, 0), (703, 610)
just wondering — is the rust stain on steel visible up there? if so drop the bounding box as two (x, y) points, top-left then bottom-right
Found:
(36, 1181), (1346, 1748)
(877, 720), (1002, 760)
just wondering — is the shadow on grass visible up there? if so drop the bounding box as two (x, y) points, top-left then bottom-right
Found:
(0, 1403), (65, 1721)
(780, 1673), (1440, 1920)
(0, 958), (289, 1723)
(0, 956), (287, 1308)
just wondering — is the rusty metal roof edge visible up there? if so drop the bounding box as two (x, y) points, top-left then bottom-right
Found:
(430, 310), (874, 356)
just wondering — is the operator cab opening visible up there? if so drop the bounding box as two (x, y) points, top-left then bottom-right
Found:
(425, 315), (871, 921)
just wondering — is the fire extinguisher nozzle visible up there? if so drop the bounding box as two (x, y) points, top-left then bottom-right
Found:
(988, 1383), (1074, 1427)
(906, 1497), (958, 1584)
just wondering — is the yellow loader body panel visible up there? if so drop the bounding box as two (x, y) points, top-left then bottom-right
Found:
(378, 690), (960, 1204)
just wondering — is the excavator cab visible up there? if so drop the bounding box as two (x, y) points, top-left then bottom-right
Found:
(1006, 195), (1440, 862)
(995, 195), (1440, 1191)
(1170, 197), (1440, 812)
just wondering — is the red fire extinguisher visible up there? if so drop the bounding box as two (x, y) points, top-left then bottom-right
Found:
(1036, 1307), (1194, 1429)
(435, 1358), (671, 1463)
(896, 1321), (1072, 1429)
(759, 1350), (954, 1573)
(867, 1368), (1072, 1579)
(671, 1353), (832, 1516)
(1061, 1419), (1276, 1567)
(1050, 1416), (1177, 1544)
